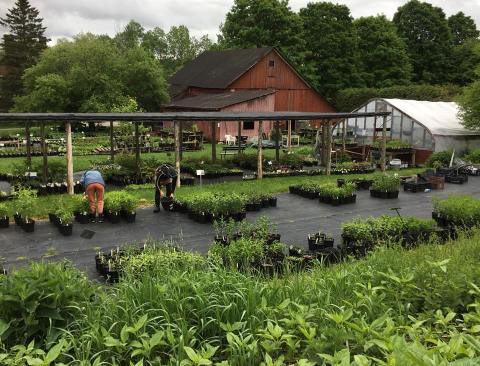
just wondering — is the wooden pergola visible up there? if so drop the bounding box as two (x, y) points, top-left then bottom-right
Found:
(0, 111), (390, 194)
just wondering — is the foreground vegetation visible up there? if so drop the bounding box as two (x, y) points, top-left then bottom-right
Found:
(1, 229), (480, 365)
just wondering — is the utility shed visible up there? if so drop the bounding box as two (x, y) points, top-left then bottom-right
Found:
(337, 98), (480, 161)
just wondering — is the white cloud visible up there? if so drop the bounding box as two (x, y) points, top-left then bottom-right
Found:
(0, 0), (479, 43)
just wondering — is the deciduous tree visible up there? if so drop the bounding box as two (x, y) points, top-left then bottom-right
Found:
(393, 0), (452, 84)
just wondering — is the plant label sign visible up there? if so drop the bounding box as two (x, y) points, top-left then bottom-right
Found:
(196, 170), (205, 176)
(25, 172), (37, 177)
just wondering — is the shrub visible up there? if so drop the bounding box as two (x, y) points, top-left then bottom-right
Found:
(0, 261), (93, 347)
(71, 194), (90, 213)
(318, 182), (356, 198)
(104, 191), (137, 213)
(372, 174), (400, 192)
(464, 148), (480, 163)
(56, 207), (74, 225)
(342, 215), (437, 245)
(426, 150), (453, 168)
(433, 195), (480, 227)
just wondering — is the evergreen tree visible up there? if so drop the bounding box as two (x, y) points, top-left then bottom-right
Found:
(300, 2), (362, 99)
(393, 0), (452, 84)
(354, 16), (412, 88)
(0, 0), (49, 111)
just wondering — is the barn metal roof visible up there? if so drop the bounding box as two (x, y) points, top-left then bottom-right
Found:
(383, 99), (480, 136)
(164, 89), (275, 111)
(0, 111), (390, 123)
(169, 47), (273, 91)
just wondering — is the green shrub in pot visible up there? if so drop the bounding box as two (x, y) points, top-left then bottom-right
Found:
(0, 203), (8, 219)
(372, 174), (400, 192)
(15, 187), (37, 221)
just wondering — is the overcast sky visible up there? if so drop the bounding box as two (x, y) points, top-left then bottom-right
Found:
(1, 0), (479, 43)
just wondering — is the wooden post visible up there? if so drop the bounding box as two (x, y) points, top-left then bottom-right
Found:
(25, 123), (31, 170)
(135, 122), (140, 177)
(321, 123), (327, 166)
(174, 121), (181, 187)
(257, 120), (263, 179)
(287, 120), (292, 152)
(65, 122), (74, 195)
(326, 120), (332, 176)
(275, 120), (280, 163)
(211, 121), (217, 162)
(342, 119), (346, 153)
(110, 121), (114, 162)
(381, 115), (387, 172)
(237, 121), (242, 155)
(40, 122), (48, 184)
(179, 121), (183, 160)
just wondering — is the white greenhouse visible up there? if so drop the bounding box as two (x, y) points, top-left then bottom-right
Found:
(335, 99), (480, 161)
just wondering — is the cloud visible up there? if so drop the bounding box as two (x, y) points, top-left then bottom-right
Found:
(0, 0), (479, 43)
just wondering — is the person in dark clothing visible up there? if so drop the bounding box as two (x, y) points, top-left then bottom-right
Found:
(153, 164), (178, 213)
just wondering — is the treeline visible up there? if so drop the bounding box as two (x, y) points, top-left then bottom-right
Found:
(219, 0), (480, 110)
(1, 0), (480, 119)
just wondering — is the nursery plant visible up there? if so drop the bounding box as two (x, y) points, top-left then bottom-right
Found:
(0, 203), (9, 228)
(433, 195), (480, 228)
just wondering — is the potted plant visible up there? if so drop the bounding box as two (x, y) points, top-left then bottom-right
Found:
(72, 195), (90, 224)
(120, 192), (138, 223)
(57, 208), (74, 236)
(0, 203), (9, 229)
(104, 192), (123, 224)
(15, 187), (37, 232)
(370, 174), (400, 199)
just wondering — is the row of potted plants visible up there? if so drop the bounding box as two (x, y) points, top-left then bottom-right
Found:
(331, 162), (375, 175)
(95, 241), (206, 283)
(318, 182), (357, 205)
(370, 174), (401, 199)
(432, 195), (480, 228)
(213, 216), (281, 246)
(341, 215), (440, 256)
(38, 181), (83, 196)
(173, 192), (248, 223)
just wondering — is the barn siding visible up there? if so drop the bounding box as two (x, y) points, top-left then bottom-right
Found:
(195, 94), (275, 141)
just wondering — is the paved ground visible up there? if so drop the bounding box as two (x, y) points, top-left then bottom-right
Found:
(1, 176), (479, 278)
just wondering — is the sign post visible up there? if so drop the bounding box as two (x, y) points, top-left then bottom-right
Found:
(196, 169), (205, 188)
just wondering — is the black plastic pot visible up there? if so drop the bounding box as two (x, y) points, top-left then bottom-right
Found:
(22, 219), (35, 233)
(0, 216), (9, 229)
(268, 197), (277, 207)
(246, 202), (261, 211)
(108, 211), (121, 224)
(59, 223), (73, 236)
(232, 211), (247, 222)
(13, 213), (22, 226)
(121, 210), (136, 223)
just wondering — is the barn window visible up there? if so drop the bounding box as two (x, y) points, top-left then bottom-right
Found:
(243, 121), (255, 130)
(269, 60), (275, 67)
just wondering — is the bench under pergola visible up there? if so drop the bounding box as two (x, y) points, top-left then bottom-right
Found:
(0, 111), (390, 194)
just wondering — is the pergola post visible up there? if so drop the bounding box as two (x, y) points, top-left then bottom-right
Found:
(275, 120), (280, 163)
(40, 122), (48, 184)
(65, 122), (74, 195)
(110, 121), (114, 162)
(211, 121), (217, 162)
(287, 120), (292, 152)
(237, 121), (242, 155)
(135, 122), (140, 177)
(326, 120), (332, 176)
(257, 120), (263, 179)
(25, 122), (31, 170)
(342, 119), (346, 153)
(179, 121), (183, 160)
(381, 115), (387, 172)
(321, 123), (327, 166)
(174, 121), (181, 187)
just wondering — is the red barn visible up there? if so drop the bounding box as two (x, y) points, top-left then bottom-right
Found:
(163, 47), (335, 141)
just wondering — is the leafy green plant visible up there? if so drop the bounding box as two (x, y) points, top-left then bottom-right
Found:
(0, 203), (8, 218)
(56, 207), (73, 225)
(371, 174), (400, 192)
(14, 187), (37, 220)
(433, 195), (480, 227)
(426, 150), (453, 168)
